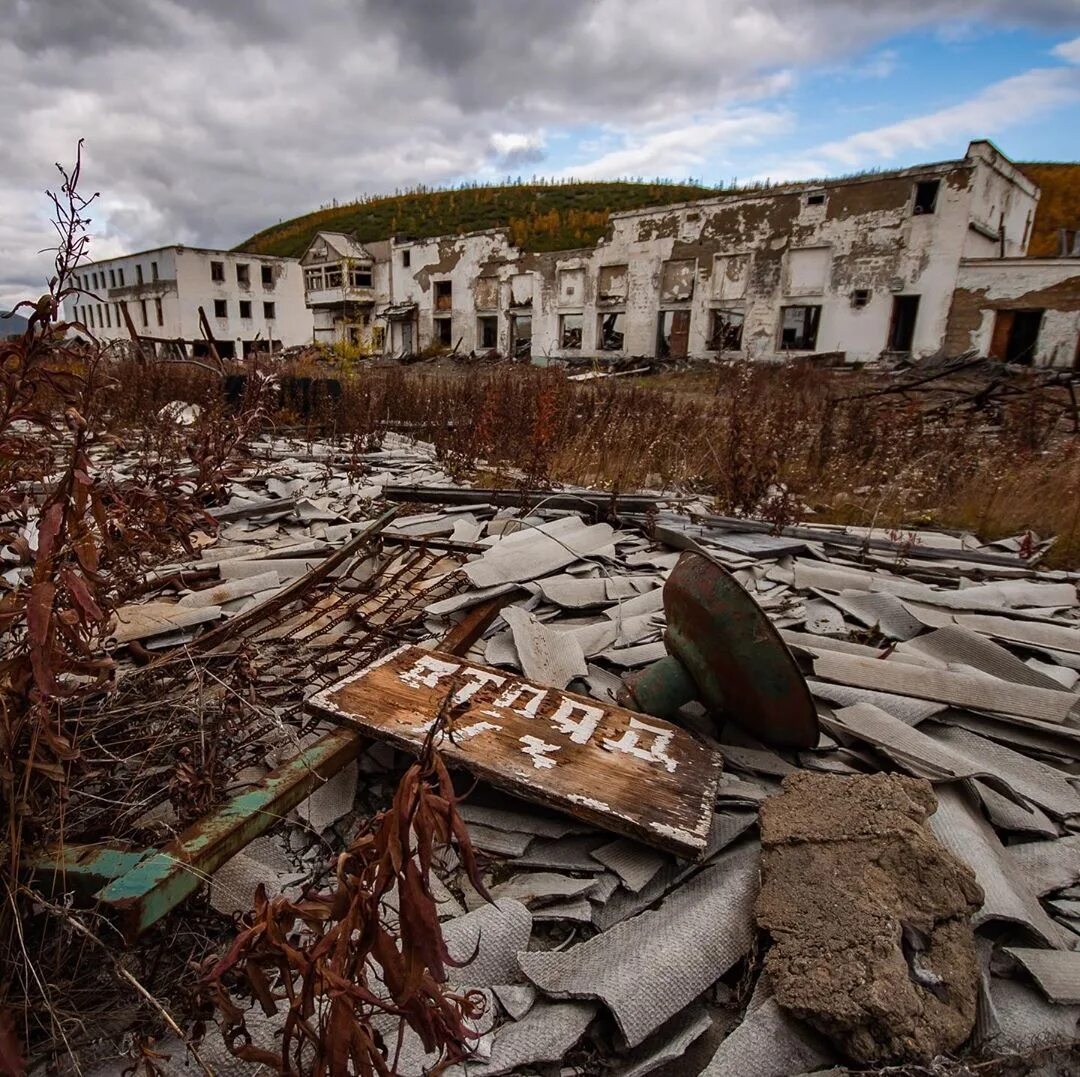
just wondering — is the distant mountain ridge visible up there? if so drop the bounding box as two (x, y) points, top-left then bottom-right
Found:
(1, 310), (29, 338)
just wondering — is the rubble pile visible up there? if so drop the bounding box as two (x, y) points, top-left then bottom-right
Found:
(17, 429), (1080, 1076)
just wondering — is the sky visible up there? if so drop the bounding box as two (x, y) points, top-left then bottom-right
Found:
(2, 0), (1080, 313)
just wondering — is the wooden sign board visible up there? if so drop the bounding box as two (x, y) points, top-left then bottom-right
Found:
(308, 644), (723, 858)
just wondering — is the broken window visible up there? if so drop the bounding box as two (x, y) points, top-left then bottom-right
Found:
(325, 267), (343, 289)
(236, 263), (250, 287)
(599, 311), (625, 351)
(402, 249), (411, 268)
(779, 305), (821, 351)
(434, 317), (453, 347)
(261, 264), (273, 286)
(913, 179), (940, 216)
(304, 269), (324, 291)
(151, 261), (159, 281)
(560, 313), (583, 350)
(136, 264), (144, 286)
(989, 309), (1043, 365)
(660, 259), (695, 303)
(140, 299), (148, 327)
(474, 276), (499, 310)
(211, 261), (225, 282)
(510, 314), (532, 357)
(154, 298), (163, 325)
(851, 288), (871, 309)
(657, 310), (690, 359)
(350, 267), (373, 287)
(434, 281), (453, 311)
(263, 301), (276, 320)
(888, 295), (920, 352)
(787, 247), (831, 295)
(598, 264), (628, 303)
(708, 309), (745, 352)
(477, 315), (498, 350)
(214, 299), (228, 319)
(558, 267), (585, 306)
(239, 300), (252, 319)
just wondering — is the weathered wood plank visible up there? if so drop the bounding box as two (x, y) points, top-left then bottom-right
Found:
(308, 644), (722, 858)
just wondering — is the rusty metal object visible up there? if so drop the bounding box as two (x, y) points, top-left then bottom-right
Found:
(626, 551), (818, 750)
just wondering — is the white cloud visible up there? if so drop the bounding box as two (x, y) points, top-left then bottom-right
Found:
(757, 65), (1080, 181)
(1053, 35), (1080, 63)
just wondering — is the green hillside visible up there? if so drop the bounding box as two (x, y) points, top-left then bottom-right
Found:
(235, 180), (722, 258)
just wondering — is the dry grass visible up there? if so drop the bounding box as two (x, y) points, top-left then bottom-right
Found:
(107, 358), (1080, 566)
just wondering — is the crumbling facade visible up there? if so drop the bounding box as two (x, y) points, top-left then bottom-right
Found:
(350, 141), (1072, 368)
(64, 246), (312, 357)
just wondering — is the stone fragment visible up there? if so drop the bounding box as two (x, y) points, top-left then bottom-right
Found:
(755, 771), (984, 1065)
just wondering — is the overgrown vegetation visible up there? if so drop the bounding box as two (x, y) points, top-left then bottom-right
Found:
(236, 180), (719, 257)
(1018, 162), (1080, 258)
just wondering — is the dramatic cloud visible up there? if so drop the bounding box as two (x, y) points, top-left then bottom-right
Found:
(1, 0), (1079, 309)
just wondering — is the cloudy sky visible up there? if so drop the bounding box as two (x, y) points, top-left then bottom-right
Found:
(2, 0), (1080, 312)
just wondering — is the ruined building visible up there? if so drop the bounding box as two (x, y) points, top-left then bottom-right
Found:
(300, 140), (1077, 367)
(67, 142), (1080, 366)
(64, 246), (312, 358)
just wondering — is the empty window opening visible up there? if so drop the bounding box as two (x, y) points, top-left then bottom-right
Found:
(477, 316), (498, 350)
(239, 300), (252, 319)
(140, 299), (148, 327)
(213, 299), (228, 319)
(599, 312), (625, 351)
(118, 268), (125, 287)
(779, 305), (821, 350)
(304, 269), (324, 291)
(434, 280), (453, 311)
(236, 263), (250, 287)
(136, 264), (144, 285)
(108, 269), (116, 288)
(211, 261), (225, 282)
(261, 264), (274, 286)
(103, 304), (111, 328)
(852, 288), (872, 309)
(510, 314), (532, 357)
(913, 179), (940, 215)
(350, 267), (373, 287)
(708, 309), (745, 352)
(888, 295), (920, 352)
(402, 249), (411, 268)
(989, 309), (1044, 365)
(325, 267), (343, 289)
(151, 261), (159, 281)
(372, 325), (385, 351)
(805, 190), (826, 207)
(434, 317), (453, 347)
(87, 306), (95, 328)
(560, 313), (583, 350)
(154, 298), (163, 325)
(263, 302), (276, 320)
(114, 303), (122, 327)
(657, 309), (691, 359)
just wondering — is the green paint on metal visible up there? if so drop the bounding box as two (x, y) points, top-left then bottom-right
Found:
(95, 724), (363, 939)
(23, 843), (149, 898)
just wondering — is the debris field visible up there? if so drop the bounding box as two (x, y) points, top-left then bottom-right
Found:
(15, 427), (1080, 1077)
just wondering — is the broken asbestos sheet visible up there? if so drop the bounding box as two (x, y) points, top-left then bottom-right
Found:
(308, 644), (722, 857)
(756, 772), (984, 1064)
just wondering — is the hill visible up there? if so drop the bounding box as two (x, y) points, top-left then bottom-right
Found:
(1018, 163), (1080, 258)
(0, 311), (29, 338)
(235, 180), (721, 258)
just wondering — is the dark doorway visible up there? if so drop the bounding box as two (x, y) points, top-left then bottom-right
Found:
(888, 295), (920, 352)
(657, 309), (691, 359)
(989, 309), (1043, 365)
